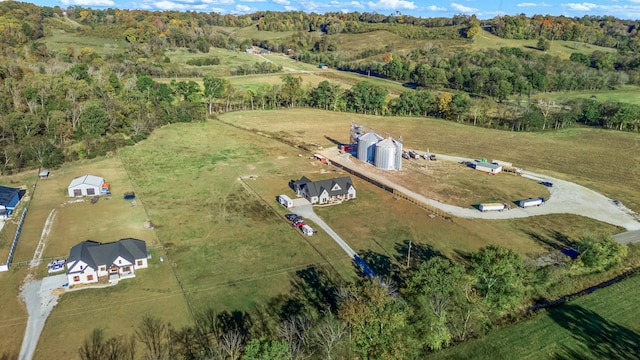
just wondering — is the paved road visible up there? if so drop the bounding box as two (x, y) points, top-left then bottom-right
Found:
(291, 198), (357, 258)
(321, 149), (640, 233)
(19, 274), (67, 360)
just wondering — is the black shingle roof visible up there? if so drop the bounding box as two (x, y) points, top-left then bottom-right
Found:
(67, 239), (147, 274)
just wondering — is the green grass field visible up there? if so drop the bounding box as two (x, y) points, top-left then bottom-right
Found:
(533, 85), (640, 106)
(44, 28), (125, 56)
(428, 272), (640, 360)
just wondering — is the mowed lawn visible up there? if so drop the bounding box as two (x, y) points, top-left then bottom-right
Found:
(119, 121), (340, 312)
(220, 109), (640, 214)
(14, 157), (193, 359)
(428, 273), (640, 360)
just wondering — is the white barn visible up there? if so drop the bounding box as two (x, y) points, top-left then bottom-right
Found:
(68, 175), (104, 197)
(66, 238), (149, 286)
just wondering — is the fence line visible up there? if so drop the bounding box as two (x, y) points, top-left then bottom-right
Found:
(330, 160), (446, 219)
(1, 208), (28, 271)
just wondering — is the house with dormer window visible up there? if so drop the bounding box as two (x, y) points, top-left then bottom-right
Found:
(290, 176), (356, 204)
(66, 238), (148, 286)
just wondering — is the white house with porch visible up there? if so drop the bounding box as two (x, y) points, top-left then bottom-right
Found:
(67, 175), (105, 197)
(66, 238), (148, 286)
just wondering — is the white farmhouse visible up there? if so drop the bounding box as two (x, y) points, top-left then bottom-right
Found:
(66, 238), (149, 286)
(68, 175), (104, 197)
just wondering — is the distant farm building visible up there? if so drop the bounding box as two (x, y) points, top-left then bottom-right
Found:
(38, 170), (50, 178)
(290, 176), (356, 204)
(0, 186), (21, 219)
(474, 160), (502, 174)
(66, 238), (149, 286)
(68, 175), (105, 197)
(351, 124), (403, 171)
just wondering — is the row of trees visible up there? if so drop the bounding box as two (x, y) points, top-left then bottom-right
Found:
(79, 233), (629, 359)
(3, 60), (640, 175)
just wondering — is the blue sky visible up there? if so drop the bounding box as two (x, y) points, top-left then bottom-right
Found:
(27, 0), (640, 19)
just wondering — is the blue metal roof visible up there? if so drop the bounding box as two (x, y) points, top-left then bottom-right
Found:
(0, 186), (20, 209)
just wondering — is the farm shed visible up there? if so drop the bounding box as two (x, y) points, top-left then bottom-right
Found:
(66, 238), (149, 285)
(68, 175), (105, 197)
(475, 161), (502, 174)
(0, 186), (21, 219)
(291, 176), (356, 205)
(38, 170), (50, 178)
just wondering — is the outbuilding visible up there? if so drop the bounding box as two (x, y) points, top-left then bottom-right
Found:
(0, 186), (21, 219)
(475, 161), (502, 174)
(68, 175), (105, 197)
(38, 170), (50, 178)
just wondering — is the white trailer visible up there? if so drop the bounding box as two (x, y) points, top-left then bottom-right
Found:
(277, 194), (294, 208)
(301, 224), (314, 236)
(478, 203), (506, 212)
(519, 197), (544, 208)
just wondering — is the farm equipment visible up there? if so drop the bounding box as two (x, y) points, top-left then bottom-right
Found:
(504, 166), (523, 175)
(408, 151), (420, 159)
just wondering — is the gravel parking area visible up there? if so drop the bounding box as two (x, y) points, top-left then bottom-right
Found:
(322, 148), (640, 233)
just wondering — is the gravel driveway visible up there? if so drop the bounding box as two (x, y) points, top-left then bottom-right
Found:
(19, 274), (67, 360)
(291, 198), (357, 257)
(321, 149), (640, 232)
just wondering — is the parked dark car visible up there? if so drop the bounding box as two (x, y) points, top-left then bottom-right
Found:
(540, 181), (553, 187)
(285, 214), (299, 221)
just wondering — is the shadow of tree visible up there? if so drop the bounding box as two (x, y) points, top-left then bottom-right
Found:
(550, 304), (640, 359)
(393, 240), (443, 268)
(291, 265), (341, 314)
(359, 249), (395, 278)
(524, 230), (575, 252)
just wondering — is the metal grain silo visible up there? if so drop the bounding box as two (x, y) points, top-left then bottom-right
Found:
(357, 131), (383, 163)
(374, 138), (396, 170)
(393, 138), (403, 170)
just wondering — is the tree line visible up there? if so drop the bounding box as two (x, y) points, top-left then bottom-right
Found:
(77, 233), (631, 359)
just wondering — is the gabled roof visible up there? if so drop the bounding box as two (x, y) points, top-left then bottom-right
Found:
(294, 176), (354, 198)
(68, 175), (104, 188)
(0, 186), (20, 207)
(67, 238), (147, 274)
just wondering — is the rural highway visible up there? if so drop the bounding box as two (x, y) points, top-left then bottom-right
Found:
(321, 148), (640, 232)
(291, 198), (357, 258)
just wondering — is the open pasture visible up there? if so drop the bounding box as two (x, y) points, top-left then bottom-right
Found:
(429, 272), (640, 360)
(533, 85), (640, 106)
(43, 28), (125, 56)
(118, 121), (342, 312)
(220, 109), (640, 214)
(468, 30), (616, 59)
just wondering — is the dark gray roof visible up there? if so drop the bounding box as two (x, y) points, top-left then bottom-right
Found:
(293, 176), (354, 198)
(0, 186), (19, 207)
(67, 238), (147, 274)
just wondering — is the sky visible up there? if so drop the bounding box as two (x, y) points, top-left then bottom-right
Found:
(24, 0), (640, 19)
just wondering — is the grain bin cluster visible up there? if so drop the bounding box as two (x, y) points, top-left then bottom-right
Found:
(350, 124), (403, 171)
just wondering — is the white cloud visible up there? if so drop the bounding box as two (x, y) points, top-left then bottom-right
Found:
(284, 5), (297, 10)
(517, 2), (538, 6)
(233, 3), (258, 12)
(272, 0), (289, 4)
(60, 0), (115, 5)
(350, 1), (365, 8)
(563, 2), (597, 11)
(450, 2), (477, 13)
(241, 0), (266, 2)
(426, 5), (446, 11)
(367, 0), (417, 10)
(201, 0), (234, 4)
(145, 0), (207, 9)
